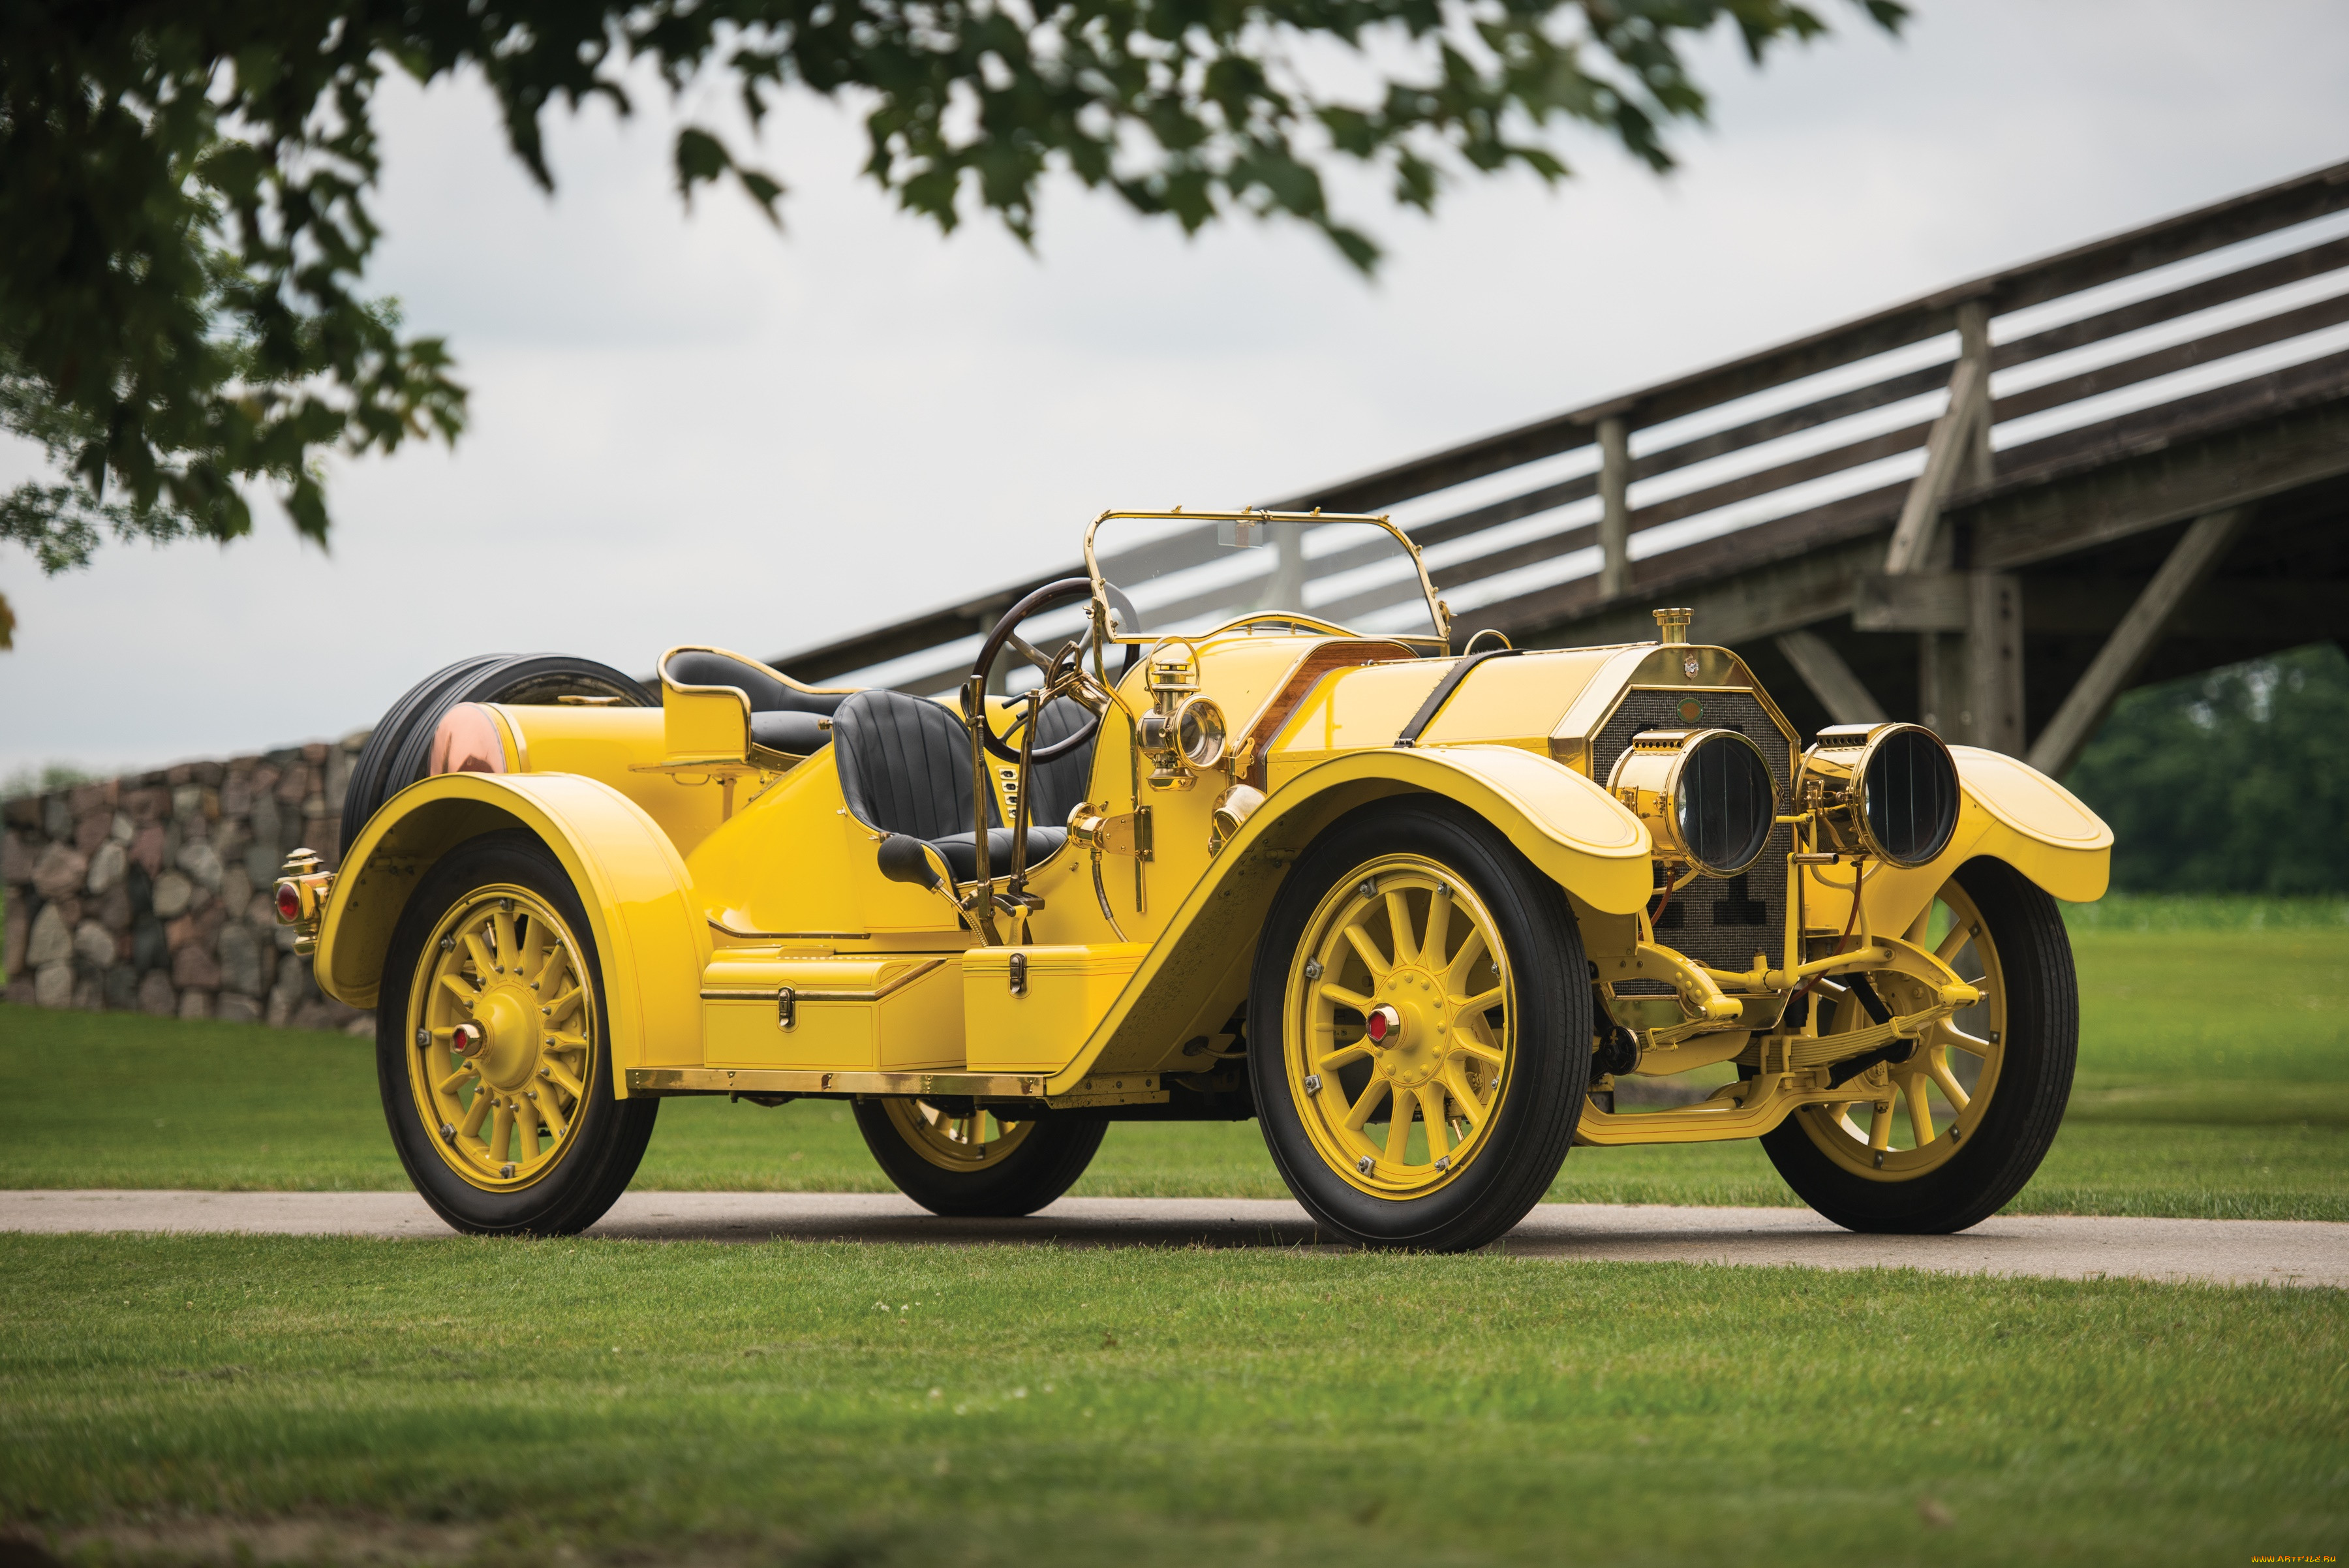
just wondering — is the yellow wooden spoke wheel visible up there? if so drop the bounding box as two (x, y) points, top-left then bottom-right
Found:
(853, 1096), (1105, 1218)
(1760, 856), (2076, 1235)
(405, 883), (597, 1191)
(1796, 874), (2006, 1180)
(1285, 853), (1515, 1199)
(883, 1099), (1036, 1171)
(1250, 803), (1586, 1252)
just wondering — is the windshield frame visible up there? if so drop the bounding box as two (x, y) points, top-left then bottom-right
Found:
(1082, 509), (1451, 651)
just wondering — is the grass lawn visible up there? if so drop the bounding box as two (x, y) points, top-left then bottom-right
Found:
(3, 1233), (2344, 1567)
(4, 908), (2344, 1218)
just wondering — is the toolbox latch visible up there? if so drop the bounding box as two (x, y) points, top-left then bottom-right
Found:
(776, 987), (796, 1030)
(1008, 952), (1028, 998)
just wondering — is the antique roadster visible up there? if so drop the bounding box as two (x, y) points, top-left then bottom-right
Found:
(283, 510), (2111, 1250)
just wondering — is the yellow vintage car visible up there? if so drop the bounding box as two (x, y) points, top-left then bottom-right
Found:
(284, 510), (2111, 1250)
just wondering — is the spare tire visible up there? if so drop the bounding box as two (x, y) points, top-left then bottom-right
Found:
(338, 654), (654, 859)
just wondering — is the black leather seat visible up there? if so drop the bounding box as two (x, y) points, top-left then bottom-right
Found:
(834, 690), (1096, 888)
(664, 650), (848, 758)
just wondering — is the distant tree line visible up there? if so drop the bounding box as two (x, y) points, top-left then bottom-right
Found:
(2066, 641), (2349, 895)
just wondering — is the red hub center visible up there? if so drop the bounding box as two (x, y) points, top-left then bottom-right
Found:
(1365, 1004), (1402, 1046)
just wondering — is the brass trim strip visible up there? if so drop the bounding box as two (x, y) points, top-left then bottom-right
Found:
(698, 959), (947, 1006)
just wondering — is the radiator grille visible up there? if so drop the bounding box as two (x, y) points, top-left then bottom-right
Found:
(1593, 686), (1794, 980)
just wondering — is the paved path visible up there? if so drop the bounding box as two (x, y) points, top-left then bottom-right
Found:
(6, 1190), (2341, 1287)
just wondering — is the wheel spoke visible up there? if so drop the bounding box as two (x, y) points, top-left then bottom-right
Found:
(1417, 1088), (1451, 1157)
(489, 1101), (514, 1163)
(1440, 1064), (1489, 1126)
(1443, 930), (1489, 994)
(1454, 1036), (1505, 1067)
(543, 985), (584, 1026)
(459, 1086), (493, 1138)
(1345, 1078), (1392, 1132)
(1316, 1043), (1372, 1075)
(1452, 985), (1503, 1018)
(1383, 1094), (1416, 1163)
(1935, 919), (1973, 966)
(1422, 887), (1453, 970)
(519, 917), (547, 984)
(1385, 891), (1419, 966)
(493, 910), (518, 971)
(462, 930), (497, 979)
(1318, 982), (1374, 1013)
(1928, 1054), (1971, 1113)
(1903, 1072), (1937, 1145)
(435, 1064), (477, 1095)
(543, 1058), (585, 1099)
(1342, 922), (1391, 982)
(538, 947), (573, 1004)
(1940, 1024), (1993, 1058)
(1867, 1099), (1893, 1151)
(437, 973), (480, 1008)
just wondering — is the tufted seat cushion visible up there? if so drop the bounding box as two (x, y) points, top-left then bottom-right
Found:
(665, 649), (847, 758)
(748, 710), (831, 756)
(835, 689), (1094, 888)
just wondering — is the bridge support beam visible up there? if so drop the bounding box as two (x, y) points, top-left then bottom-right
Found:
(2025, 508), (2248, 778)
(1773, 630), (1888, 726)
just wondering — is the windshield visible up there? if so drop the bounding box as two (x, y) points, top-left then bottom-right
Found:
(1086, 514), (1445, 643)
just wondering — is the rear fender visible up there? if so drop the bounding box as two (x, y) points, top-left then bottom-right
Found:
(315, 773), (710, 1092)
(1054, 745), (1651, 1088)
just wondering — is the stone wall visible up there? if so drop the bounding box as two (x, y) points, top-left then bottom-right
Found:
(2, 734), (376, 1032)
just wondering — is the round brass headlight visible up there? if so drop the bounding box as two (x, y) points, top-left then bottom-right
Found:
(1852, 723), (1959, 867)
(1174, 696), (1227, 770)
(1607, 728), (1778, 879)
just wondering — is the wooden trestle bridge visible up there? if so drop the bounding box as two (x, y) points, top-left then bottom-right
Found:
(775, 160), (2349, 775)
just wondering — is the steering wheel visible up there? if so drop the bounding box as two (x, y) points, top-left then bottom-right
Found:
(969, 577), (1108, 764)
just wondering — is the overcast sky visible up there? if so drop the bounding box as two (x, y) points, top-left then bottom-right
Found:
(4, 0), (2346, 780)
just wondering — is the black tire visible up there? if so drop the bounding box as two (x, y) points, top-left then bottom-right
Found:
(1760, 856), (2077, 1234)
(853, 1100), (1107, 1218)
(378, 829), (658, 1236)
(1247, 799), (1589, 1252)
(340, 654), (654, 857)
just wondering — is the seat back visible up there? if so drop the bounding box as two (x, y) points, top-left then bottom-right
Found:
(833, 690), (998, 840)
(663, 649), (850, 716)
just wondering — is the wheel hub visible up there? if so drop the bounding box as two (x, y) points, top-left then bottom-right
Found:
(472, 985), (540, 1090)
(1370, 967), (1448, 1088)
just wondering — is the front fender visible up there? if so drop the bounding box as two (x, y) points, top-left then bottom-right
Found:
(1811, 746), (2113, 938)
(1052, 745), (1651, 1089)
(315, 773), (710, 1088)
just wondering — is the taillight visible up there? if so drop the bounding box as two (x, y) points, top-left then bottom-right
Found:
(274, 882), (303, 923)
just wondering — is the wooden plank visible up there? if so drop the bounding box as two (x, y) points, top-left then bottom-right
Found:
(1597, 417), (1632, 598)
(1990, 161), (2349, 315)
(1994, 234), (2349, 371)
(1630, 360), (1954, 484)
(1773, 630), (1890, 724)
(1497, 534), (1889, 651)
(1990, 289), (2349, 425)
(1967, 574), (2026, 756)
(1265, 160), (2349, 512)
(1852, 573), (1969, 632)
(2025, 511), (2249, 776)
(1967, 383), (2349, 570)
(1971, 348), (2349, 507)
(1884, 356), (1990, 573)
